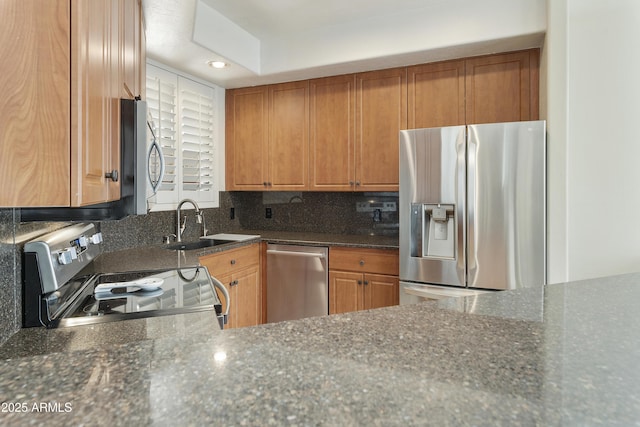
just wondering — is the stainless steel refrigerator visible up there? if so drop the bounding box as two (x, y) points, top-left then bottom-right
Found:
(399, 121), (546, 303)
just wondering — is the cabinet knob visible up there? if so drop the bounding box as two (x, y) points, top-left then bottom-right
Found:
(357, 280), (362, 285)
(349, 180), (354, 186)
(230, 259), (236, 265)
(355, 181), (361, 186)
(364, 280), (369, 286)
(105, 170), (119, 182)
(359, 259), (365, 266)
(263, 182), (268, 187)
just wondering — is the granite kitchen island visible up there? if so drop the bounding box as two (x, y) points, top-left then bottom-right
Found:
(1, 272), (639, 426)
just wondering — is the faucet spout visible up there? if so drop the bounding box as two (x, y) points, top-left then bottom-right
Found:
(176, 199), (203, 242)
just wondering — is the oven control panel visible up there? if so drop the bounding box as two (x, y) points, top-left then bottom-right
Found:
(59, 232), (103, 265)
(24, 224), (103, 294)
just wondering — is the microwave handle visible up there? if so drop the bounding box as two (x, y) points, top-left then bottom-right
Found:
(147, 121), (165, 194)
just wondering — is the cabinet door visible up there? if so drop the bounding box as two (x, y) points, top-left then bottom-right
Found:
(71, 0), (113, 206)
(408, 60), (465, 128)
(465, 50), (539, 124)
(309, 75), (356, 191)
(268, 81), (309, 190)
(225, 86), (269, 190)
(0, 0), (70, 206)
(329, 270), (362, 314)
(234, 264), (262, 328)
(356, 68), (407, 191)
(364, 273), (399, 310)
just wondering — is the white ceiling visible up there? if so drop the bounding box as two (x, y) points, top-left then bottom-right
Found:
(143, 0), (546, 89)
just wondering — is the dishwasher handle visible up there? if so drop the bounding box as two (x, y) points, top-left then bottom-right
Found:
(266, 249), (325, 259)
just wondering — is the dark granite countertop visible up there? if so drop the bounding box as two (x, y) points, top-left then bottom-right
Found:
(86, 230), (397, 274)
(242, 229), (399, 249)
(2, 271), (640, 425)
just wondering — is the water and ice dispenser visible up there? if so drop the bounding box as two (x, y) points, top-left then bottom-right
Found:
(410, 203), (456, 260)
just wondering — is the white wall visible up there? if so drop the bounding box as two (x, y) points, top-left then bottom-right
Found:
(546, 0), (640, 282)
(261, 0), (546, 74)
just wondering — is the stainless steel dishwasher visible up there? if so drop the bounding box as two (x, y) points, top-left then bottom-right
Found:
(266, 244), (328, 323)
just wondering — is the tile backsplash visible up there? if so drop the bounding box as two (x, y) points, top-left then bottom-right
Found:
(0, 191), (398, 346)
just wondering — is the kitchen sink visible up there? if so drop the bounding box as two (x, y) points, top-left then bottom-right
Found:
(165, 239), (235, 251)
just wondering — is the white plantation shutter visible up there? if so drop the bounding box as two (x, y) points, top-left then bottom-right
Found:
(179, 79), (215, 197)
(145, 63), (220, 210)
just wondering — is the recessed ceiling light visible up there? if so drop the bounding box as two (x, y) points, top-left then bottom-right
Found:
(206, 60), (228, 69)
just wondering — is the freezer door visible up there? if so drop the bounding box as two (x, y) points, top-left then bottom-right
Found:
(467, 121), (546, 290)
(399, 126), (466, 287)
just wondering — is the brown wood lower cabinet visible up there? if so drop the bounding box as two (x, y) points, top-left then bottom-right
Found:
(199, 243), (261, 329)
(329, 247), (399, 315)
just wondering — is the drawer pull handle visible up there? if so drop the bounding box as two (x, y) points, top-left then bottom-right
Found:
(359, 259), (365, 266)
(230, 259), (236, 265)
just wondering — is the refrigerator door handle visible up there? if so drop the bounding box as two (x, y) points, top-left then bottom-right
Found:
(466, 128), (479, 284)
(455, 128), (467, 285)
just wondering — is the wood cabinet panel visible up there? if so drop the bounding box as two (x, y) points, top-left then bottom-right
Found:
(234, 265), (261, 328)
(329, 270), (361, 314)
(329, 247), (399, 275)
(1, 0), (143, 208)
(224, 49), (539, 193)
(355, 68), (407, 191)
(201, 244), (260, 275)
(329, 247), (399, 314)
(199, 243), (262, 329)
(0, 0), (71, 206)
(309, 75), (356, 191)
(408, 60), (466, 128)
(71, 0), (112, 206)
(365, 273), (399, 310)
(225, 86), (269, 190)
(465, 50), (539, 124)
(268, 81), (309, 190)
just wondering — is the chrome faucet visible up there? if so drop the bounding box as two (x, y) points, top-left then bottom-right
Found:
(175, 199), (207, 242)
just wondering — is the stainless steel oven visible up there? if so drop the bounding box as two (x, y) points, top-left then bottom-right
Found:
(23, 223), (229, 329)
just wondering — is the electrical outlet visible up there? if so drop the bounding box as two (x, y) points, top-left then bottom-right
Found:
(265, 207), (272, 219)
(230, 207), (235, 220)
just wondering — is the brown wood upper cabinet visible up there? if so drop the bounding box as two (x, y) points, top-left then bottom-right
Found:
(308, 70), (407, 191)
(309, 75), (356, 191)
(0, 0), (145, 207)
(226, 81), (309, 191)
(465, 50), (539, 124)
(408, 60), (466, 128)
(355, 69), (407, 191)
(226, 48), (539, 192)
(408, 49), (539, 129)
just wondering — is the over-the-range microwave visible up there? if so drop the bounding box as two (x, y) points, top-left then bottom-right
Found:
(21, 98), (148, 221)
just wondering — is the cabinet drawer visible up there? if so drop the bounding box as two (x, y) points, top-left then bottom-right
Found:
(329, 247), (399, 275)
(200, 243), (260, 276)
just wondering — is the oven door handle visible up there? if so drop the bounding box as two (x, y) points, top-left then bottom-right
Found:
(211, 276), (230, 325)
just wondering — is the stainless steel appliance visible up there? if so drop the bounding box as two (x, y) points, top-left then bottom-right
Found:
(266, 244), (328, 323)
(399, 121), (546, 301)
(21, 98), (149, 221)
(23, 223), (229, 328)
